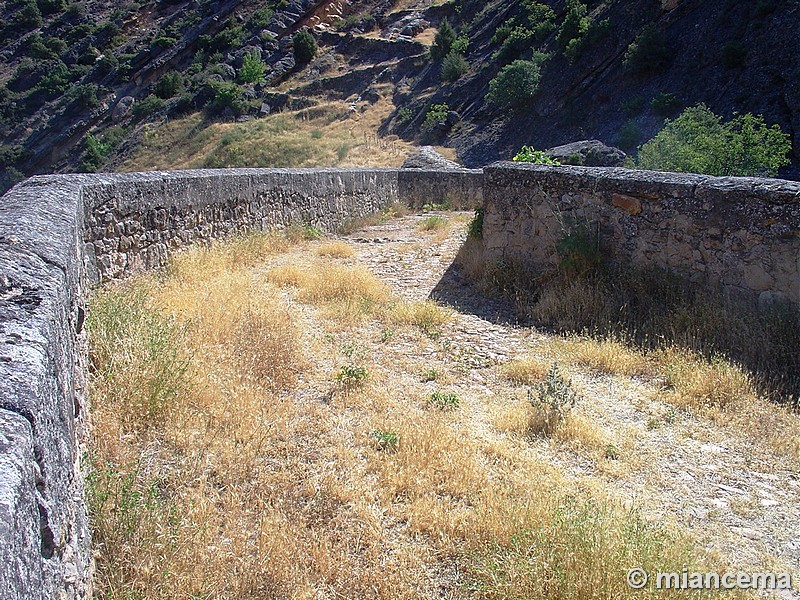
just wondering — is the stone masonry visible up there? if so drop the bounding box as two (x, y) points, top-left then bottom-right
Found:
(2, 162), (799, 599)
(0, 167), (483, 599)
(483, 162), (800, 309)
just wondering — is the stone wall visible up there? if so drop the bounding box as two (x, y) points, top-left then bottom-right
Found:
(6, 160), (800, 599)
(83, 168), (403, 281)
(0, 166), (485, 599)
(483, 162), (800, 309)
(397, 168), (483, 210)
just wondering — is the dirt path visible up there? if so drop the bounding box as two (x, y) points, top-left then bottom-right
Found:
(344, 212), (800, 594)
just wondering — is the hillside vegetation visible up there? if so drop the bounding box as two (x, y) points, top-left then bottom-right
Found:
(1, 0), (798, 189)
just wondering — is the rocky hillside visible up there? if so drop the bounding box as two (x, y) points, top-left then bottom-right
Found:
(1, 0), (798, 190)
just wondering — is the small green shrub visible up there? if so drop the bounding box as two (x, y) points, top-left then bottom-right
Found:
(441, 50), (469, 82)
(604, 443), (620, 460)
(336, 364), (369, 388)
(207, 81), (243, 115)
(68, 83), (99, 109)
(528, 363), (579, 435)
(238, 49), (266, 84)
(247, 6), (273, 29)
(617, 120), (642, 150)
(637, 104), (791, 177)
(132, 94), (166, 120)
(494, 25), (534, 63)
(421, 368), (440, 382)
(487, 57), (546, 107)
(650, 92), (681, 116)
(397, 106), (413, 124)
(153, 71), (184, 99)
(557, 0), (589, 51)
(293, 29), (317, 65)
(37, 0), (66, 15)
(451, 34), (469, 55)
(371, 429), (399, 452)
(556, 222), (601, 278)
(422, 103), (450, 131)
(429, 390), (460, 410)
(419, 215), (448, 231)
(521, 0), (556, 37)
(512, 146), (560, 164)
(431, 18), (456, 60)
(624, 26), (671, 74)
(467, 207), (483, 239)
(82, 127), (127, 174)
(15, 0), (43, 29)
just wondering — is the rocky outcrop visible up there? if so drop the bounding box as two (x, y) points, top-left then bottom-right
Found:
(402, 146), (462, 170)
(546, 140), (627, 167)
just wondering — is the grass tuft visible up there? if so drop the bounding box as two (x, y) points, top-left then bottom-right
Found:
(387, 299), (451, 336)
(316, 240), (355, 258)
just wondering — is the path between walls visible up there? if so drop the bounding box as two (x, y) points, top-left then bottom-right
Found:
(342, 211), (800, 593)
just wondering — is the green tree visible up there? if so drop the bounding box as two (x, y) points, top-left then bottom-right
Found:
(16, 0), (43, 29)
(238, 49), (266, 84)
(422, 103), (450, 131)
(557, 0), (589, 50)
(153, 71), (184, 99)
(624, 26), (671, 74)
(293, 30), (317, 65)
(636, 104), (791, 177)
(431, 18), (456, 60)
(513, 146), (560, 164)
(487, 57), (545, 107)
(441, 50), (468, 82)
(522, 0), (556, 37)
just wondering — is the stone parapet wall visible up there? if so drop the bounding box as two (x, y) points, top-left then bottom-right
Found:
(483, 162), (800, 309)
(397, 168), (483, 210)
(0, 166), (485, 599)
(83, 168), (402, 281)
(0, 175), (92, 600)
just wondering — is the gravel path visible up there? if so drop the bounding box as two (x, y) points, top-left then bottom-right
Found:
(345, 212), (800, 596)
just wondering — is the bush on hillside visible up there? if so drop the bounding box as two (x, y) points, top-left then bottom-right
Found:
(431, 18), (456, 61)
(557, 0), (589, 50)
(636, 104), (791, 177)
(238, 49), (266, 84)
(441, 50), (468, 82)
(153, 71), (184, 99)
(422, 103), (450, 131)
(293, 29), (317, 65)
(624, 26), (671, 74)
(487, 57), (546, 107)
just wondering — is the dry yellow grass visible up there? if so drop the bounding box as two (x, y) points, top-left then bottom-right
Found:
(657, 348), (755, 412)
(550, 336), (651, 376)
(122, 97), (457, 172)
(386, 299), (451, 336)
(499, 356), (551, 385)
(87, 229), (739, 600)
(316, 240), (355, 258)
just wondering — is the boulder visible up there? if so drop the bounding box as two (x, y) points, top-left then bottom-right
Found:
(111, 96), (135, 122)
(402, 146), (461, 170)
(546, 139), (627, 167)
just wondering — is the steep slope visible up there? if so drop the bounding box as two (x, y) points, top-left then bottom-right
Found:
(1, 0), (798, 189)
(382, 0), (800, 175)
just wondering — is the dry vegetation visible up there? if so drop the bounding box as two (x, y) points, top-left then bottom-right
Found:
(86, 214), (800, 598)
(121, 97), (455, 172)
(89, 230), (736, 600)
